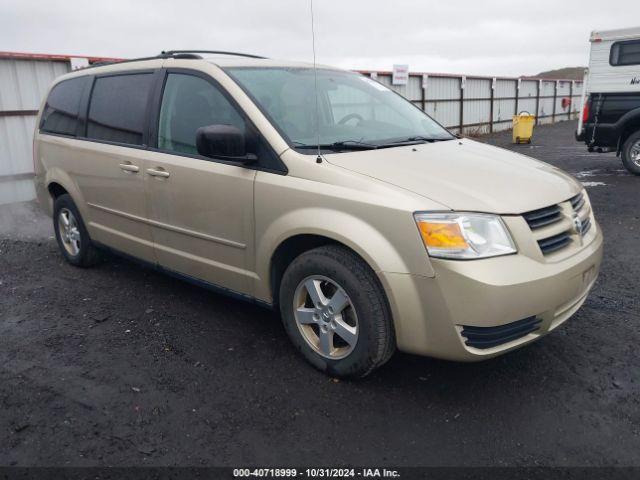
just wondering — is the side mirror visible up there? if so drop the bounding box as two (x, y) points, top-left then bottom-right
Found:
(196, 124), (256, 164)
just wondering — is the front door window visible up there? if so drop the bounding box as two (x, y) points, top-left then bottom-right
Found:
(158, 73), (245, 155)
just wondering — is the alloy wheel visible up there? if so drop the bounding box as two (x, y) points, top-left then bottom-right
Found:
(58, 208), (81, 256)
(293, 275), (359, 359)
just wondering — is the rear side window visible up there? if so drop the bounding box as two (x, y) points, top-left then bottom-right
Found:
(87, 73), (154, 145)
(40, 76), (90, 136)
(610, 40), (640, 66)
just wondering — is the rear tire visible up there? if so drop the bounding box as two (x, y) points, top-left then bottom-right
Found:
(279, 245), (395, 379)
(621, 130), (640, 175)
(53, 194), (101, 267)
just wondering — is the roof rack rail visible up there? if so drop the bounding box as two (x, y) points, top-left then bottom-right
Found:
(87, 61), (116, 68)
(83, 50), (266, 70)
(84, 54), (170, 69)
(160, 50), (267, 59)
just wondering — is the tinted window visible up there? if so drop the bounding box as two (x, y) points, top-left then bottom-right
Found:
(158, 73), (245, 155)
(611, 40), (640, 66)
(40, 76), (90, 136)
(87, 74), (154, 145)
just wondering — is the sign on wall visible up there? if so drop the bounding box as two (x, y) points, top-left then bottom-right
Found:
(392, 64), (409, 85)
(70, 57), (89, 70)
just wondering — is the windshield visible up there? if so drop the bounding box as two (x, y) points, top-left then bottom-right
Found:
(225, 67), (454, 152)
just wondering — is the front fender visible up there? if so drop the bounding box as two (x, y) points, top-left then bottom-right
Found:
(254, 207), (435, 303)
(616, 107), (640, 134)
(605, 107), (640, 150)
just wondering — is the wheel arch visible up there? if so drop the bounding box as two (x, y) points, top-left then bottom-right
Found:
(40, 168), (87, 218)
(616, 109), (640, 153)
(270, 234), (352, 308)
(48, 181), (68, 199)
(257, 207), (433, 306)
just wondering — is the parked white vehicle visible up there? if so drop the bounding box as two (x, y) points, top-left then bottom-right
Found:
(577, 26), (640, 174)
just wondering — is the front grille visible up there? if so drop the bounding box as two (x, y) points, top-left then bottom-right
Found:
(522, 191), (592, 257)
(460, 316), (542, 350)
(522, 205), (562, 229)
(537, 231), (572, 254)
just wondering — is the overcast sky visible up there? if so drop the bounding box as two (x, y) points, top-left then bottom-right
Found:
(1, 0), (638, 76)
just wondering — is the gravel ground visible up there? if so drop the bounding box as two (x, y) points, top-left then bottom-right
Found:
(1, 120), (639, 467)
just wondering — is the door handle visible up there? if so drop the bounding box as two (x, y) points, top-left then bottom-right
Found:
(146, 168), (170, 178)
(119, 162), (139, 173)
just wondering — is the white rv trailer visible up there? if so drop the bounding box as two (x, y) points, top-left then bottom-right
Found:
(577, 26), (640, 174)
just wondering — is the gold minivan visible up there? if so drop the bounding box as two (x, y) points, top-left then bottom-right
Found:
(34, 51), (603, 378)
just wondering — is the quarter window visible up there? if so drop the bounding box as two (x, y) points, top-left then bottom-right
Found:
(40, 76), (90, 136)
(158, 73), (245, 155)
(87, 73), (154, 145)
(610, 40), (640, 66)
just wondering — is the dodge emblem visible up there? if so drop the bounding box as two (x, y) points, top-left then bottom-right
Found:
(573, 215), (583, 235)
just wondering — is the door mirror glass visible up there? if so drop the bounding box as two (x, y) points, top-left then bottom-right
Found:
(196, 124), (247, 159)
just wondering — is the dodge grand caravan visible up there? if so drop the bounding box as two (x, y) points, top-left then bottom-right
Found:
(34, 51), (603, 378)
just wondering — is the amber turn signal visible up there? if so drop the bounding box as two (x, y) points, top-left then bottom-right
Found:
(417, 221), (469, 249)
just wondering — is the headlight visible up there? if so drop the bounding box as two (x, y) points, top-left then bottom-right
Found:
(414, 212), (516, 260)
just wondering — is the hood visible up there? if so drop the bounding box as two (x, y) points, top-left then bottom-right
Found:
(324, 139), (581, 214)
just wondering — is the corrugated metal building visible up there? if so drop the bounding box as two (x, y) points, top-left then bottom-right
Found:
(0, 52), (118, 205)
(0, 51), (583, 206)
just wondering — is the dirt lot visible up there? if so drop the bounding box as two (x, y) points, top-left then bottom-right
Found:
(1, 120), (639, 467)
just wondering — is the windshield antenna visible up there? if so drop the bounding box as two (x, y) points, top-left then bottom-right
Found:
(310, 0), (322, 163)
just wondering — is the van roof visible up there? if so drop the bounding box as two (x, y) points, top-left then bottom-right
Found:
(590, 26), (640, 42)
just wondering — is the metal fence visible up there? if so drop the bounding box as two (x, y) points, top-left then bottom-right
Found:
(360, 70), (583, 135)
(0, 52), (121, 204)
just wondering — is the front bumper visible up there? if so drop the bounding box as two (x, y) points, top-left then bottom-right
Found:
(379, 223), (603, 361)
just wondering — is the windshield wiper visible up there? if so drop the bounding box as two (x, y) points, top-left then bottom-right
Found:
(384, 136), (454, 145)
(293, 136), (453, 152)
(293, 140), (379, 151)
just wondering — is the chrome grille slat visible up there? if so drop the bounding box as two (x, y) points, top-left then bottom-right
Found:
(522, 205), (562, 229)
(529, 216), (574, 241)
(570, 192), (585, 212)
(537, 232), (572, 254)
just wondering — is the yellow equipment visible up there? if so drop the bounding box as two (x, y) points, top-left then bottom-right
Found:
(513, 112), (536, 144)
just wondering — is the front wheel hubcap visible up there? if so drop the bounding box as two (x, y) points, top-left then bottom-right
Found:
(293, 275), (358, 359)
(58, 208), (81, 256)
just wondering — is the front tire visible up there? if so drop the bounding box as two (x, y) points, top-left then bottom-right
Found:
(621, 130), (640, 175)
(279, 245), (395, 378)
(53, 194), (100, 267)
